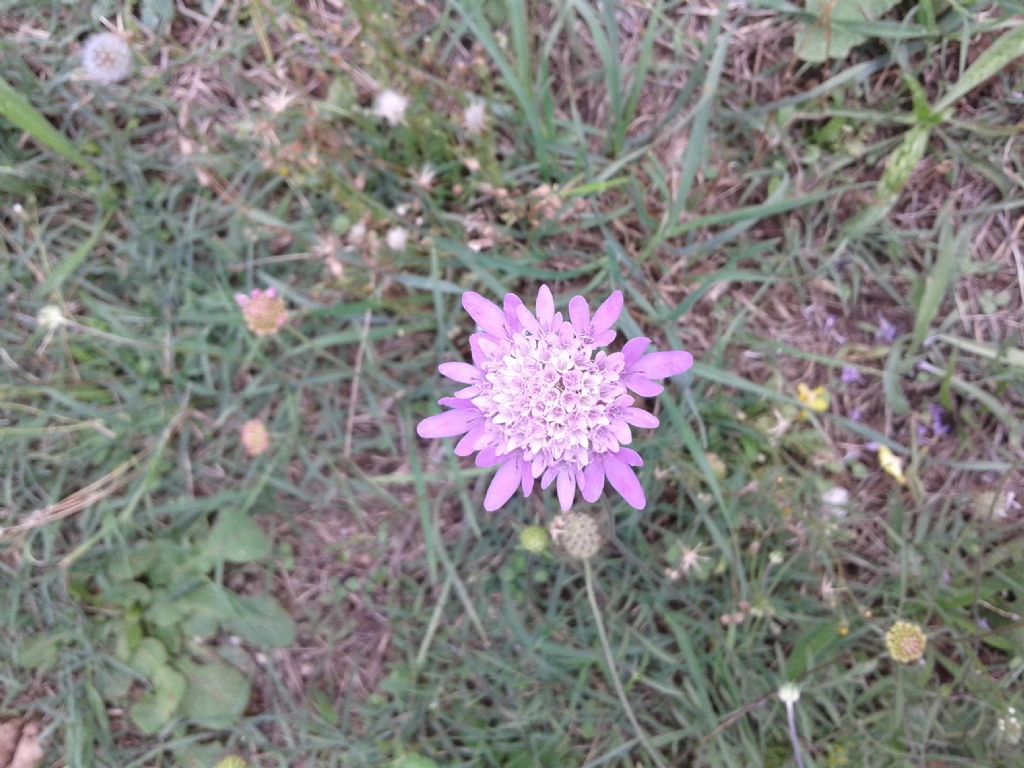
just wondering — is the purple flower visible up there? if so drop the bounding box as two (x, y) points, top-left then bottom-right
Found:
(840, 365), (863, 384)
(416, 285), (694, 512)
(875, 315), (898, 344)
(929, 403), (950, 438)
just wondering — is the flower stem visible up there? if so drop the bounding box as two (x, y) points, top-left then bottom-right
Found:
(786, 702), (806, 768)
(584, 559), (669, 768)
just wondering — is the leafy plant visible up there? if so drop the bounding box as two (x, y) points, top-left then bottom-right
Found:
(17, 508), (293, 735)
(794, 0), (900, 62)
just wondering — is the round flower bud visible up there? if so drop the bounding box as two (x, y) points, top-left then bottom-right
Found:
(550, 513), (602, 561)
(235, 287), (288, 336)
(777, 682), (800, 705)
(37, 305), (67, 331)
(885, 620), (927, 664)
(519, 525), (549, 554)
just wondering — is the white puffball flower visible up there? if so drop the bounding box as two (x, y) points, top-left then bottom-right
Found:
(81, 32), (132, 84)
(778, 683), (801, 705)
(385, 226), (408, 251)
(822, 486), (850, 517)
(463, 99), (487, 136)
(37, 305), (67, 331)
(373, 89), (409, 126)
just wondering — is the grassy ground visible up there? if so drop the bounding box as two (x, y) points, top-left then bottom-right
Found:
(2, 1), (1024, 766)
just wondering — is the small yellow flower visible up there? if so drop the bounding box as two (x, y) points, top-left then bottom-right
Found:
(215, 758), (248, 768)
(235, 288), (288, 336)
(885, 620), (926, 664)
(796, 383), (829, 414)
(877, 446), (906, 485)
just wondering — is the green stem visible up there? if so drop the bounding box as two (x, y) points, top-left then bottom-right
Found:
(584, 559), (669, 768)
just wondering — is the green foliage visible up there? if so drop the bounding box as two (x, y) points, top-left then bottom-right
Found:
(794, 0), (900, 62)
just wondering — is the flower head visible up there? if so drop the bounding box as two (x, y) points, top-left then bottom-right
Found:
(822, 486), (850, 517)
(240, 419), (270, 457)
(778, 682), (801, 705)
(796, 383), (829, 414)
(463, 99), (487, 135)
(235, 287), (288, 336)
(885, 620), (926, 664)
(373, 89), (409, 126)
(417, 285), (693, 511)
(840, 365), (863, 384)
(81, 32), (132, 84)
(877, 445), (906, 485)
(37, 305), (67, 331)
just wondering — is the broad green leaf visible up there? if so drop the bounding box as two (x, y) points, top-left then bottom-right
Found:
(15, 631), (67, 670)
(202, 508), (271, 564)
(795, 0), (899, 63)
(0, 74), (101, 181)
(224, 593), (296, 648)
(178, 658), (251, 728)
(107, 542), (160, 581)
(934, 25), (1024, 114)
(129, 637), (169, 678)
(129, 664), (186, 734)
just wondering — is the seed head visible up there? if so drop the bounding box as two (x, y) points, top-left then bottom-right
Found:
(416, 285), (693, 511)
(374, 89), (409, 126)
(885, 620), (926, 664)
(386, 226), (408, 251)
(37, 305), (67, 331)
(235, 287), (288, 336)
(81, 32), (132, 84)
(463, 99), (487, 135)
(550, 513), (602, 560)
(240, 419), (270, 457)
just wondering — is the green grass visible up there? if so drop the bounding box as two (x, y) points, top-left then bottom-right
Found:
(2, 1), (1024, 767)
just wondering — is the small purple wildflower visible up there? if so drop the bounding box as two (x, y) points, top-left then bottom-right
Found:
(929, 403), (950, 437)
(840, 365), (863, 384)
(875, 315), (898, 344)
(417, 285), (694, 512)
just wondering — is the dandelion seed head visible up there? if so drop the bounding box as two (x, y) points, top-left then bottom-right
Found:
(463, 99), (487, 135)
(885, 620), (927, 664)
(37, 305), (67, 331)
(81, 32), (132, 84)
(373, 89), (409, 126)
(385, 226), (408, 251)
(416, 285), (693, 511)
(235, 288), (288, 336)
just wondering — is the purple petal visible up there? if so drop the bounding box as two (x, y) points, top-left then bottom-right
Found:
(622, 337), (650, 365)
(417, 409), (478, 439)
(624, 407), (659, 429)
(591, 290), (623, 333)
(520, 458), (534, 496)
(556, 470), (576, 510)
(604, 454), (645, 509)
(624, 377), (664, 397)
(438, 362), (478, 384)
(484, 460), (521, 512)
(455, 426), (485, 456)
(503, 294), (524, 332)
(594, 330), (617, 346)
(536, 284), (554, 325)
(234, 293), (249, 307)
(438, 396), (475, 410)
(617, 447), (643, 466)
(462, 292), (508, 336)
(582, 461), (605, 503)
(633, 351), (694, 379)
(540, 466), (558, 489)
(568, 296), (590, 332)
(515, 303), (539, 334)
